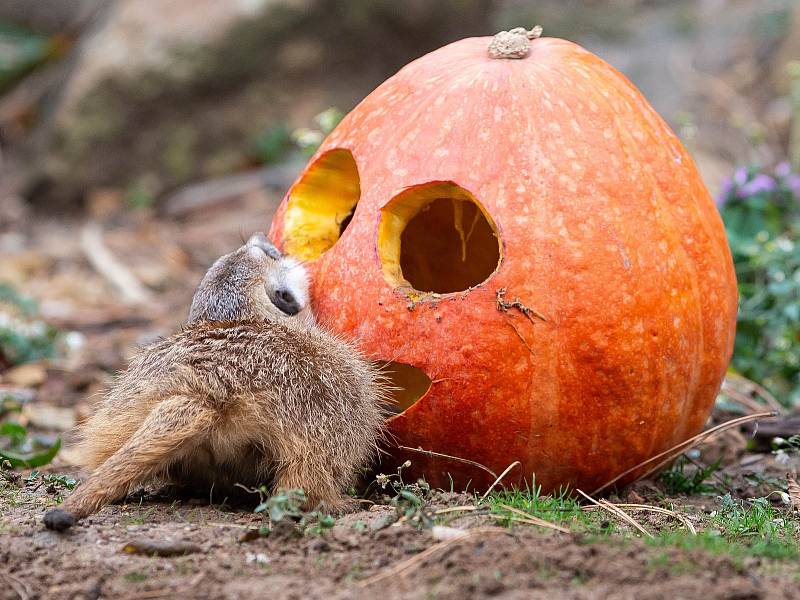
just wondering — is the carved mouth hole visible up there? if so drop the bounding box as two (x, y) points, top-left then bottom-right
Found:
(282, 148), (360, 261)
(374, 360), (432, 415)
(378, 182), (501, 294)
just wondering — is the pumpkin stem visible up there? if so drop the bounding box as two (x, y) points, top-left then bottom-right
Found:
(488, 26), (543, 59)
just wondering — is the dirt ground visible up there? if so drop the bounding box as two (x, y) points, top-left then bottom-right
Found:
(0, 502), (787, 600)
(2, 193), (800, 599)
(2, 463), (799, 600)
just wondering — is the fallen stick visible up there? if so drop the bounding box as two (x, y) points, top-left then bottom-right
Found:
(81, 222), (153, 306)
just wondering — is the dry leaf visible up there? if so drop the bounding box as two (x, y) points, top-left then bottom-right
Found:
(2, 363), (46, 387)
(23, 404), (76, 431)
(122, 539), (202, 557)
(788, 473), (800, 512)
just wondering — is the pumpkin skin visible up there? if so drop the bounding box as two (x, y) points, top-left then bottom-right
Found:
(268, 36), (738, 493)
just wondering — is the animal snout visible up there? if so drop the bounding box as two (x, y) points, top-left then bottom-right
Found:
(270, 288), (302, 315)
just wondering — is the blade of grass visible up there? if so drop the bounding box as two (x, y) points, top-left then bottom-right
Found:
(496, 503), (570, 533)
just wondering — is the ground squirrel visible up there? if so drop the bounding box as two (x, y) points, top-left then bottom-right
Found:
(44, 233), (386, 531)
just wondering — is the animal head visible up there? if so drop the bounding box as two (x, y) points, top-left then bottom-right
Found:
(187, 232), (313, 325)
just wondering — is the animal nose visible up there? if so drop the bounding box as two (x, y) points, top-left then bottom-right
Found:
(270, 288), (301, 315)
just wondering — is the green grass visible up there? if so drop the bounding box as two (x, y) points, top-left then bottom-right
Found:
(124, 571), (148, 583)
(660, 457), (722, 495)
(484, 482), (612, 534)
(482, 484), (800, 562)
(122, 505), (157, 526)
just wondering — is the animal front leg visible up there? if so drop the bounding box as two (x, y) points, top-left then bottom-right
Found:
(44, 395), (216, 530)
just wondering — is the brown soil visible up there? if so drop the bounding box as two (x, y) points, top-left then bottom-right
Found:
(2, 191), (800, 599)
(2, 477), (798, 600)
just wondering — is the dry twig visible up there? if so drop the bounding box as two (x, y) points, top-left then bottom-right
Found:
(397, 445), (498, 480)
(788, 473), (800, 512)
(81, 222), (153, 305)
(481, 461), (521, 500)
(496, 503), (570, 533)
(583, 503), (696, 535)
(576, 490), (653, 538)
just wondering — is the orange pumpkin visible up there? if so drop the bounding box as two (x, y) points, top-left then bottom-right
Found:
(268, 31), (738, 493)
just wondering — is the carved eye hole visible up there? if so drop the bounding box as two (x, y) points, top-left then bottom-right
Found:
(282, 148), (360, 261)
(378, 182), (502, 294)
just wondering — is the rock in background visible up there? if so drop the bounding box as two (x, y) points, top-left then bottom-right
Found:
(1, 0), (493, 205)
(0, 0), (797, 206)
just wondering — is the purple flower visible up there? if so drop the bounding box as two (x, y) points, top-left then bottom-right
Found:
(775, 161), (792, 178)
(738, 174), (776, 197)
(733, 167), (748, 186)
(716, 177), (733, 208)
(787, 174), (800, 198)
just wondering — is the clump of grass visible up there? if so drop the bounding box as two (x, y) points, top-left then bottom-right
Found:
(484, 480), (602, 532)
(660, 456), (721, 495)
(709, 494), (800, 558)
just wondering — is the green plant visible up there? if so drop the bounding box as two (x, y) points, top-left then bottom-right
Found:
(0, 22), (53, 94)
(660, 456), (721, 495)
(292, 108), (344, 157)
(716, 164), (800, 405)
(0, 282), (59, 366)
(375, 460), (434, 529)
(252, 123), (293, 164)
(707, 494), (800, 559)
(772, 434), (800, 463)
(0, 421), (61, 468)
(248, 487), (335, 536)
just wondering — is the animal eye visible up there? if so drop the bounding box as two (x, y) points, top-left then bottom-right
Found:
(247, 232), (282, 259)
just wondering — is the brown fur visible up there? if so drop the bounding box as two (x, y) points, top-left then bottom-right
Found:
(44, 234), (386, 530)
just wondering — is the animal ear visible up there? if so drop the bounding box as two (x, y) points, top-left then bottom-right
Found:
(247, 232), (281, 259)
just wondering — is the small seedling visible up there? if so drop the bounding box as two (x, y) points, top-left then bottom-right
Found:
(375, 461), (435, 529)
(243, 486), (335, 536)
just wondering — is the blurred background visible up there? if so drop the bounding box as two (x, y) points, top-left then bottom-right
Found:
(0, 0), (799, 464)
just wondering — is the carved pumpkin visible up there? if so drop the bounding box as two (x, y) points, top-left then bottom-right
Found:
(268, 31), (737, 493)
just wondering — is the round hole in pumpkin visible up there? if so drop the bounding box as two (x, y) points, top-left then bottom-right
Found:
(282, 148), (360, 260)
(378, 182), (501, 294)
(374, 360), (432, 416)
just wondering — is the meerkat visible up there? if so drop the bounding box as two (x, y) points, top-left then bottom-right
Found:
(43, 233), (387, 531)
